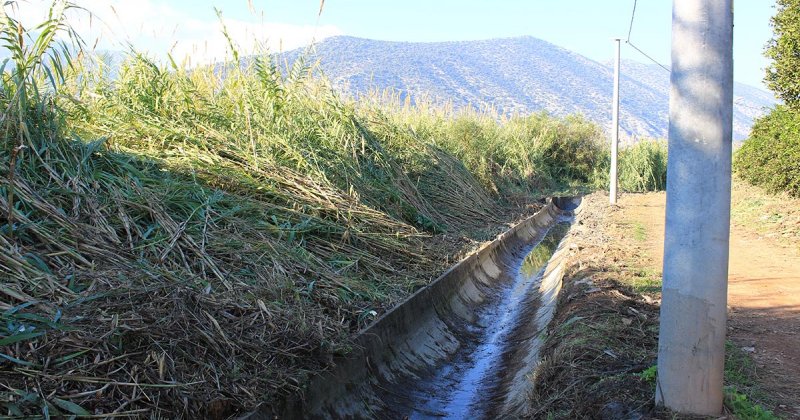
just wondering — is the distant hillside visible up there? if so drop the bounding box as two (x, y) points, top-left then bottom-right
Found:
(278, 36), (777, 142)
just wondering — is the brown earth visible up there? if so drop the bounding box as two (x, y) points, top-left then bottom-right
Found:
(612, 192), (800, 418)
(529, 192), (663, 419)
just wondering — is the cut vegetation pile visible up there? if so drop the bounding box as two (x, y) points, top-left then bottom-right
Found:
(529, 193), (661, 419)
(0, 4), (614, 417)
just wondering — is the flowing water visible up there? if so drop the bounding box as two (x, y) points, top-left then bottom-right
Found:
(265, 200), (580, 420)
(396, 223), (570, 419)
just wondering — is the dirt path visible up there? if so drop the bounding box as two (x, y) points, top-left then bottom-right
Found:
(612, 192), (800, 418)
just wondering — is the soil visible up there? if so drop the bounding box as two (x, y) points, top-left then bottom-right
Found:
(612, 192), (800, 418)
(528, 192), (663, 419)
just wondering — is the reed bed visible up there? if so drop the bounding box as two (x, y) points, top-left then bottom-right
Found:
(0, 2), (607, 417)
(591, 139), (668, 193)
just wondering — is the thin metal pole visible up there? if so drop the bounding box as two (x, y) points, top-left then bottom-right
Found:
(656, 0), (733, 415)
(610, 38), (621, 204)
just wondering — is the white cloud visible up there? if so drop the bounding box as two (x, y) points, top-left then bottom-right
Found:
(8, 0), (342, 66)
(169, 18), (342, 67)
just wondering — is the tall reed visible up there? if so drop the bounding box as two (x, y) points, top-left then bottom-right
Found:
(1, 2), (610, 416)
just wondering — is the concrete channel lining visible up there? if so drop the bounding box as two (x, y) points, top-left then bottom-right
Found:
(249, 196), (582, 419)
(497, 199), (584, 417)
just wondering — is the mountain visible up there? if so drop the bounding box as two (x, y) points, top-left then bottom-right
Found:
(616, 59), (778, 142)
(279, 36), (777, 142)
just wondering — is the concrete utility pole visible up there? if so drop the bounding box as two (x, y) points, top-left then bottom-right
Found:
(610, 38), (621, 205)
(656, 0), (733, 415)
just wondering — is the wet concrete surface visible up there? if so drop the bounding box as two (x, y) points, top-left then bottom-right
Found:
(376, 223), (570, 419)
(254, 198), (580, 419)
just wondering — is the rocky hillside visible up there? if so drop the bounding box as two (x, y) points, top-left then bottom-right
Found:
(278, 36), (776, 142)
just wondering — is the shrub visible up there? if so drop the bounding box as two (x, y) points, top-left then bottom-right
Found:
(734, 105), (800, 197)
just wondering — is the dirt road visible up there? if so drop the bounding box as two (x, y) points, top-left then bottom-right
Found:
(612, 192), (800, 418)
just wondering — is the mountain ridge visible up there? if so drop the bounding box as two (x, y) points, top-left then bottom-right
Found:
(278, 35), (776, 141)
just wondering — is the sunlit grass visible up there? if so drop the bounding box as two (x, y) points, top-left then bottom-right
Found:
(0, 1), (621, 416)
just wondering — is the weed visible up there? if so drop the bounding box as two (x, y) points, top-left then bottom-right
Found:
(637, 365), (658, 384)
(723, 341), (775, 412)
(632, 222), (647, 241)
(628, 267), (662, 294)
(725, 388), (779, 420)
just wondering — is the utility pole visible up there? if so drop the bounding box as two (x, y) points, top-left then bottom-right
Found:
(610, 38), (621, 205)
(656, 0), (733, 415)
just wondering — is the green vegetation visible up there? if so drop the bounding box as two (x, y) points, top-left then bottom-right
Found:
(593, 139), (668, 193)
(737, 0), (800, 196)
(624, 344), (779, 419)
(637, 365), (657, 384)
(0, 2), (619, 416)
(628, 267), (662, 294)
(725, 390), (779, 420)
(724, 342), (779, 420)
(735, 105), (800, 196)
(619, 140), (668, 193)
(521, 222), (569, 276)
(765, 0), (800, 108)
(631, 221), (647, 242)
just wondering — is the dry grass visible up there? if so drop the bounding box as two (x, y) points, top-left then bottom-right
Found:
(0, 2), (605, 417)
(731, 178), (800, 250)
(528, 193), (661, 419)
(530, 193), (780, 419)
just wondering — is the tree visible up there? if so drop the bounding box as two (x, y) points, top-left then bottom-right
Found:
(735, 0), (800, 196)
(765, 0), (800, 109)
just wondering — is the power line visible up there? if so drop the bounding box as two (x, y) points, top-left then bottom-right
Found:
(627, 41), (671, 73)
(623, 2), (763, 115)
(624, 0), (670, 73)
(626, 0), (637, 42)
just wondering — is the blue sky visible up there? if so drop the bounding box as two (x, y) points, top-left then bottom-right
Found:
(17, 1), (777, 90)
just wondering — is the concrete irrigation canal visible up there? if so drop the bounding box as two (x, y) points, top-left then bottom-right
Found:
(254, 197), (582, 419)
